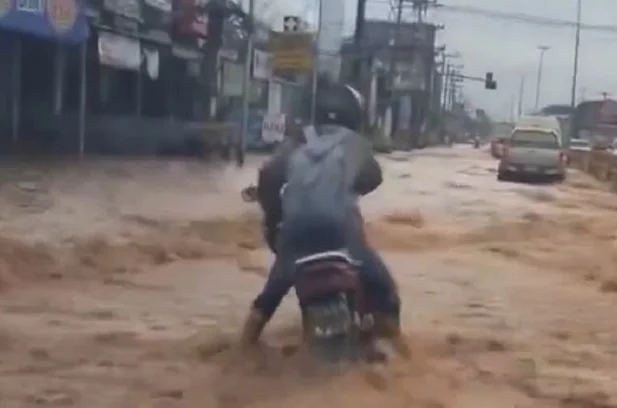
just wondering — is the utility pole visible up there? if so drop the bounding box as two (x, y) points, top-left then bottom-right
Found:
(517, 75), (524, 118)
(440, 58), (448, 114)
(579, 87), (587, 102)
(352, 0), (367, 84)
(509, 94), (515, 123)
(442, 63), (450, 112)
(310, 0), (323, 125)
(449, 69), (458, 110)
(387, 0), (404, 93)
(448, 64), (463, 110)
(570, 0), (582, 111)
(238, 0), (256, 167)
(440, 52), (460, 113)
(534, 45), (550, 110)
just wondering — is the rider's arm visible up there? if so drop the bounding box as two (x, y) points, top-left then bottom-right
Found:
(354, 148), (383, 196)
(256, 139), (296, 231)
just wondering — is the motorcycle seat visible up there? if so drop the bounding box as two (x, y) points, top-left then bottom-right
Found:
(295, 250), (359, 266)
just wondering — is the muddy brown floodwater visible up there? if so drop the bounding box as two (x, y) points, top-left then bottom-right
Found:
(0, 146), (616, 408)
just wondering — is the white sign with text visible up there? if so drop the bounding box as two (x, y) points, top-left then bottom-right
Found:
(262, 113), (286, 143)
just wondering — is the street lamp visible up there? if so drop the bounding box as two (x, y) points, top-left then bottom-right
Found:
(534, 45), (550, 110)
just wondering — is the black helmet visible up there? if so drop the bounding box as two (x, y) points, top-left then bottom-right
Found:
(314, 82), (364, 132)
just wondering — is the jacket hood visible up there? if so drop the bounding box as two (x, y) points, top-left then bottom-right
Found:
(304, 126), (349, 161)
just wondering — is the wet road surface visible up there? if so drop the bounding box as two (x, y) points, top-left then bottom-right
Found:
(0, 146), (616, 407)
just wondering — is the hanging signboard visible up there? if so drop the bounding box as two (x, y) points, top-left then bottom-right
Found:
(268, 31), (313, 75)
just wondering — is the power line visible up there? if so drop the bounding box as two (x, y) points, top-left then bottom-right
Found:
(366, 1), (617, 33)
(437, 4), (617, 33)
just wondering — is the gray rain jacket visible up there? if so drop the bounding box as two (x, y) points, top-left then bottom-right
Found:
(256, 125), (382, 251)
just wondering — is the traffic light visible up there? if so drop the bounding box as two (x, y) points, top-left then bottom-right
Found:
(485, 72), (497, 90)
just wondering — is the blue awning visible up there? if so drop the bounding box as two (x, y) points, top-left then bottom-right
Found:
(0, 0), (89, 43)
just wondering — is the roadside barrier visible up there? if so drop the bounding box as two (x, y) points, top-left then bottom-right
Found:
(568, 149), (617, 191)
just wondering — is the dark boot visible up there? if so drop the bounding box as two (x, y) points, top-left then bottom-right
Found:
(239, 308), (268, 349)
(375, 313), (410, 359)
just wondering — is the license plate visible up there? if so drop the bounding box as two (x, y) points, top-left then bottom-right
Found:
(524, 166), (538, 172)
(305, 296), (351, 338)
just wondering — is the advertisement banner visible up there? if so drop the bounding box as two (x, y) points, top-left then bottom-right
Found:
(262, 113), (286, 143)
(252, 49), (270, 80)
(98, 31), (142, 70)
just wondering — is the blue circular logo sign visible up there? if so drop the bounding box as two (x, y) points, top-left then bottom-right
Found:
(47, 0), (77, 33)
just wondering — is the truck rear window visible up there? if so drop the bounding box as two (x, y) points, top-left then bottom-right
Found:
(510, 130), (559, 149)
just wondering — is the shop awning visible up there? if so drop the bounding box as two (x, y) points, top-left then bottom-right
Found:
(0, 0), (89, 43)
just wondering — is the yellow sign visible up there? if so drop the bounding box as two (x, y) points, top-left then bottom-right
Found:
(268, 32), (313, 73)
(47, 0), (77, 33)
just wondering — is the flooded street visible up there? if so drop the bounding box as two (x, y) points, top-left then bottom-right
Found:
(0, 146), (616, 407)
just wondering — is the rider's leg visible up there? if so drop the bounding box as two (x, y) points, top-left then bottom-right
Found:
(347, 241), (409, 357)
(241, 252), (293, 347)
(349, 244), (400, 319)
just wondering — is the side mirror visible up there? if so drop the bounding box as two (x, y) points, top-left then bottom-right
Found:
(241, 185), (258, 202)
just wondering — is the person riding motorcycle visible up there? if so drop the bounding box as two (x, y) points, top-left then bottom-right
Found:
(239, 81), (407, 355)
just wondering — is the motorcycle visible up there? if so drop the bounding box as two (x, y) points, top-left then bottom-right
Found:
(473, 137), (480, 149)
(241, 185), (380, 363)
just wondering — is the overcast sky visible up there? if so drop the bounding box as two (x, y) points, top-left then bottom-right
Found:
(250, 0), (617, 121)
(365, 0), (617, 120)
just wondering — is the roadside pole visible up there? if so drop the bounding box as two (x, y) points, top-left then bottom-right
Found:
(517, 75), (524, 119)
(310, 0), (323, 125)
(238, 0), (256, 167)
(568, 0), (582, 145)
(387, 0), (404, 94)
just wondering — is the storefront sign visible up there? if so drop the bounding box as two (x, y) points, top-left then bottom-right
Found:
(98, 31), (142, 70)
(269, 32), (313, 74)
(0, 0), (89, 43)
